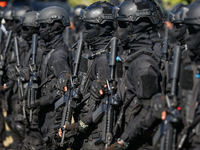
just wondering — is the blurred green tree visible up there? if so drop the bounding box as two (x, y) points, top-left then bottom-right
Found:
(68, 0), (109, 7)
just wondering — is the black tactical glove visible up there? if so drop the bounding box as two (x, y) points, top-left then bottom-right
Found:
(105, 142), (124, 150)
(29, 99), (41, 108)
(151, 93), (167, 119)
(20, 66), (30, 81)
(64, 120), (87, 133)
(3, 80), (14, 90)
(90, 80), (106, 101)
(56, 73), (71, 91)
(7, 65), (17, 80)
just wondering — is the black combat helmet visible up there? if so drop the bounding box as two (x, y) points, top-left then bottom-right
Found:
(21, 11), (40, 40)
(79, 1), (116, 44)
(12, 6), (32, 20)
(36, 6), (70, 27)
(71, 5), (87, 17)
(169, 6), (189, 43)
(80, 1), (115, 25)
(114, 0), (164, 26)
(184, 0), (200, 25)
(169, 6), (188, 24)
(3, 8), (13, 20)
(21, 11), (39, 27)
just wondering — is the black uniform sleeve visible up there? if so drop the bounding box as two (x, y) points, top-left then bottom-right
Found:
(39, 49), (71, 106)
(48, 49), (71, 78)
(91, 54), (110, 81)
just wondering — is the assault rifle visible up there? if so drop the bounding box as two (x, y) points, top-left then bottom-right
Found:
(153, 45), (182, 150)
(27, 34), (39, 123)
(14, 36), (26, 119)
(161, 25), (169, 59)
(0, 30), (12, 73)
(0, 29), (3, 54)
(59, 34), (84, 147)
(92, 37), (119, 148)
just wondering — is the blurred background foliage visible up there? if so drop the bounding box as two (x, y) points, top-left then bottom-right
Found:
(67, 0), (195, 10)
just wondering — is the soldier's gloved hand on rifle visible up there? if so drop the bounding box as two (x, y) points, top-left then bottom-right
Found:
(6, 65), (17, 81)
(20, 66), (30, 81)
(150, 93), (167, 119)
(56, 73), (71, 91)
(3, 80), (14, 90)
(29, 99), (41, 108)
(90, 80), (106, 101)
(58, 120), (88, 138)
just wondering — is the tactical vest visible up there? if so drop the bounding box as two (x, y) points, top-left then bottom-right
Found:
(180, 56), (200, 132)
(117, 48), (161, 132)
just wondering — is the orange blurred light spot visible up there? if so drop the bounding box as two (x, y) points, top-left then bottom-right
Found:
(177, 107), (181, 111)
(161, 111), (166, 120)
(0, 1), (6, 7)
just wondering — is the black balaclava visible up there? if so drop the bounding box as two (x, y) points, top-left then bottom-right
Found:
(83, 22), (114, 48)
(118, 18), (153, 51)
(4, 19), (14, 31)
(21, 26), (39, 41)
(184, 24), (200, 54)
(73, 16), (84, 33)
(13, 19), (22, 34)
(118, 18), (152, 46)
(172, 24), (187, 43)
(40, 21), (64, 42)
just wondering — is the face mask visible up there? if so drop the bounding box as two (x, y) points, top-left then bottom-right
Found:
(83, 23), (99, 43)
(118, 20), (150, 44)
(73, 16), (83, 31)
(39, 21), (64, 42)
(13, 20), (21, 34)
(21, 26), (36, 41)
(173, 24), (186, 42)
(4, 19), (14, 31)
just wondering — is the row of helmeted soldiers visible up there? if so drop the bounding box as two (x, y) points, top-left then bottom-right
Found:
(0, 0), (200, 150)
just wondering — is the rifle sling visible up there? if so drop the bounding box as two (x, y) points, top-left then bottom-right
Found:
(38, 74), (55, 89)
(76, 92), (90, 108)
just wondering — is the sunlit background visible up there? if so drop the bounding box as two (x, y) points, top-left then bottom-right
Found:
(0, 0), (196, 12)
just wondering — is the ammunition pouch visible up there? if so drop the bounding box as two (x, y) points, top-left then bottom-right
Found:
(41, 78), (57, 95)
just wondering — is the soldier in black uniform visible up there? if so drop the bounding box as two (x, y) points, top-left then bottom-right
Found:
(177, 1), (200, 149)
(19, 11), (44, 150)
(58, 2), (117, 150)
(29, 6), (71, 150)
(0, 6), (6, 150)
(3, 6), (31, 150)
(105, 0), (164, 149)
